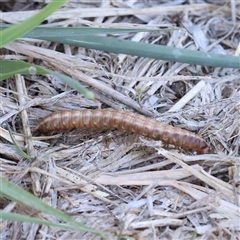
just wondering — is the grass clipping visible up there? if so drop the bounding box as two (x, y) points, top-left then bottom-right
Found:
(0, 1), (240, 240)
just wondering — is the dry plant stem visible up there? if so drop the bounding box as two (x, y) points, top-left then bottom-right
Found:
(35, 109), (211, 154)
(115, 74), (212, 82)
(95, 166), (201, 185)
(15, 74), (41, 195)
(15, 75), (35, 156)
(66, 64), (212, 83)
(130, 218), (185, 229)
(153, 206), (211, 218)
(1, 4), (226, 22)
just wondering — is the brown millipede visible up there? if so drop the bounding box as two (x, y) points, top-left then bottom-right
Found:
(35, 109), (211, 154)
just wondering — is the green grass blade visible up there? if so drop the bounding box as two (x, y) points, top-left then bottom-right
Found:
(0, 0), (67, 48)
(3, 20), (237, 68)
(0, 60), (94, 100)
(7, 124), (33, 160)
(40, 35), (239, 69)
(0, 24), (177, 37)
(0, 177), (107, 238)
(50, 71), (94, 100)
(0, 211), (89, 232)
(0, 60), (48, 80)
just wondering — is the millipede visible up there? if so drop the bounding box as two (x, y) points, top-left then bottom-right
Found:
(35, 109), (211, 154)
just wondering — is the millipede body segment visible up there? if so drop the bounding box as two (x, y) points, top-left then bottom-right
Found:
(35, 109), (211, 154)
